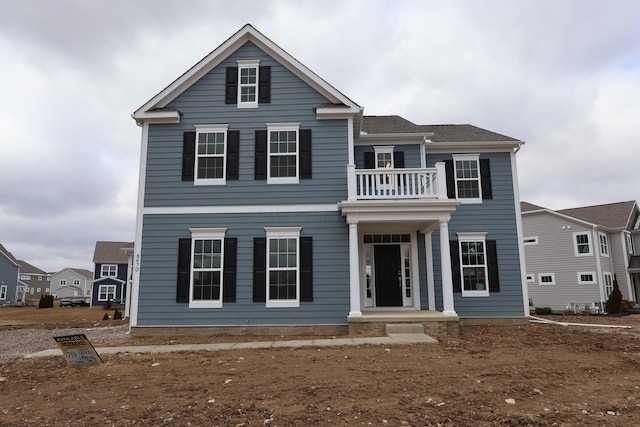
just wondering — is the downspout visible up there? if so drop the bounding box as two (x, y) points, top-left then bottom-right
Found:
(593, 227), (605, 308)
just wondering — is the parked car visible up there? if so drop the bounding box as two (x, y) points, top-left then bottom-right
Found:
(59, 297), (89, 307)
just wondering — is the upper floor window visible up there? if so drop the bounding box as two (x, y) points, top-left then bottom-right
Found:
(374, 146), (394, 169)
(59, 280), (67, 286)
(267, 123), (299, 184)
(38, 276), (42, 281)
(598, 233), (609, 257)
(194, 125), (228, 185)
(73, 279), (80, 286)
(573, 232), (592, 256)
(523, 236), (539, 246)
(101, 264), (117, 277)
(20, 275), (30, 280)
(539, 273), (556, 285)
(626, 233), (635, 255)
(452, 154), (481, 202)
(225, 62), (271, 108)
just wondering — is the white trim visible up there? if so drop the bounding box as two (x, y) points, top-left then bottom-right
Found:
(598, 232), (609, 257)
(452, 153), (482, 204)
(523, 236), (539, 245)
(189, 228), (227, 309)
(577, 272), (597, 285)
(98, 284), (117, 301)
(457, 232), (490, 297)
(0, 285), (7, 300)
(193, 124), (229, 186)
(425, 231), (435, 311)
(526, 274), (535, 283)
(603, 272), (614, 298)
(143, 204), (339, 215)
(573, 231), (593, 256)
(538, 273), (556, 286)
(237, 60), (259, 109)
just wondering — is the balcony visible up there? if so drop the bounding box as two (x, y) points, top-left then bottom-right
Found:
(348, 163), (447, 201)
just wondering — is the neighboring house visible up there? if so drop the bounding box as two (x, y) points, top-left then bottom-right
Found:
(91, 241), (134, 307)
(522, 200), (640, 311)
(0, 243), (20, 304)
(17, 260), (51, 301)
(129, 24), (528, 335)
(51, 268), (93, 299)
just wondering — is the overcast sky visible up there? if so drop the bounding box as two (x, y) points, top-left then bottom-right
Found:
(1, 0), (639, 273)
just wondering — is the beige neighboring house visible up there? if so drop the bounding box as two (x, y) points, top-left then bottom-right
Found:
(522, 200), (640, 312)
(51, 268), (93, 299)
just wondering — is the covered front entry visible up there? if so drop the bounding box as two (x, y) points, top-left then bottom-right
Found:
(374, 245), (402, 306)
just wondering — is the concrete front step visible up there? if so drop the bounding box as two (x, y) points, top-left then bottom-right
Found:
(385, 323), (425, 334)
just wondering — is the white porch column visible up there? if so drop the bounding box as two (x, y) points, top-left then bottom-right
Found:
(439, 220), (457, 316)
(347, 220), (362, 317)
(424, 231), (435, 311)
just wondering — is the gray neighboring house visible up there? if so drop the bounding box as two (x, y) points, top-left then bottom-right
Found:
(17, 260), (51, 301)
(522, 200), (640, 312)
(51, 268), (93, 299)
(0, 243), (20, 304)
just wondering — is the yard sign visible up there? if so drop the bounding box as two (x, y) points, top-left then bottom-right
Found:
(53, 334), (103, 366)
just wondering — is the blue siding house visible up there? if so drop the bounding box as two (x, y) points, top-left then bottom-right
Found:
(130, 25), (529, 335)
(91, 241), (133, 308)
(0, 243), (20, 304)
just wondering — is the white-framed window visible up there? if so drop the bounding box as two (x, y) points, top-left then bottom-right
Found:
(189, 228), (227, 308)
(21, 275), (31, 280)
(194, 124), (228, 185)
(265, 227), (301, 307)
(0, 285), (6, 299)
(457, 232), (489, 297)
(101, 265), (117, 277)
(523, 236), (539, 246)
(526, 274), (535, 283)
(626, 233), (634, 255)
(59, 280), (67, 287)
(46, 277), (50, 281)
(38, 276), (42, 281)
(237, 60), (259, 108)
(45, 288), (49, 293)
(598, 233), (609, 257)
(539, 273), (556, 285)
(452, 154), (482, 203)
(577, 272), (596, 285)
(98, 285), (116, 301)
(36, 288), (41, 293)
(267, 123), (299, 184)
(73, 279), (80, 286)
(603, 272), (613, 298)
(573, 232), (592, 256)
(30, 288), (34, 294)
(374, 146), (394, 169)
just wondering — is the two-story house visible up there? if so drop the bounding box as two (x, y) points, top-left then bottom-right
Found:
(0, 243), (20, 305)
(91, 241), (134, 307)
(51, 268), (93, 299)
(522, 200), (640, 311)
(18, 260), (51, 301)
(129, 25), (528, 336)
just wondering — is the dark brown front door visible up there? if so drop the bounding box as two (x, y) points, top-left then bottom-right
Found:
(374, 245), (402, 307)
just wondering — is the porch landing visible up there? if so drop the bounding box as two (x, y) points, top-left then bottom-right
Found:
(348, 311), (460, 337)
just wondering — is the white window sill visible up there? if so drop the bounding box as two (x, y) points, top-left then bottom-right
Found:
(461, 290), (490, 297)
(237, 102), (258, 109)
(194, 179), (227, 186)
(266, 300), (300, 308)
(267, 178), (299, 185)
(189, 300), (223, 309)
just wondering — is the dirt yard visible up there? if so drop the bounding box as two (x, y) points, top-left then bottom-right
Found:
(1, 307), (640, 426)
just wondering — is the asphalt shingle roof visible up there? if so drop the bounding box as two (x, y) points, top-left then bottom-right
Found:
(93, 241), (134, 264)
(520, 201), (547, 212)
(0, 243), (19, 265)
(557, 201), (637, 230)
(361, 115), (520, 142)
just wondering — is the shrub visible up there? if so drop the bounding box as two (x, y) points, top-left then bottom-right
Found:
(113, 309), (123, 320)
(534, 307), (552, 315)
(605, 274), (623, 314)
(103, 300), (112, 310)
(103, 313), (110, 321)
(38, 294), (54, 308)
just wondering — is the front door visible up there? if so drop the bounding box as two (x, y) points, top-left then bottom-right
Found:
(374, 245), (402, 306)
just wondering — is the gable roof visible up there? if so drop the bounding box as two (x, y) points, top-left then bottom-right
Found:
(361, 115), (520, 142)
(17, 260), (47, 275)
(557, 201), (637, 230)
(520, 201), (547, 212)
(0, 243), (19, 266)
(133, 24), (361, 123)
(93, 241), (134, 264)
(55, 268), (93, 280)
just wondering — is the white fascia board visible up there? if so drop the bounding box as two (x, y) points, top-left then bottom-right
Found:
(425, 140), (524, 153)
(133, 24), (360, 120)
(131, 110), (180, 125)
(522, 208), (598, 229)
(356, 132), (434, 144)
(315, 105), (363, 119)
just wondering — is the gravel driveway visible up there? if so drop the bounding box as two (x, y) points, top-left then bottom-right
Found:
(0, 324), (129, 363)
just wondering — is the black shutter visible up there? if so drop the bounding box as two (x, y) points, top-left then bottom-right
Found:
(300, 129), (312, 179)
(480, 159), (493, 200)
(393, 151), (405, 168)
(300, 236), (313, 302)
(487, 240), (500, 292)
(450, 240), (461, 293)
(258, 66), (271, 103)
(225, 67), (238, 104)
(177, 238), (191, 303)
(223, 238), (237, 302)
(227, 130), (240, 180)
(255, 130), (267, 180)
(253, 237), (266, 302)
(182, 132), (196, 181)
(444, 159), (455, 199)
(364, 152), (375, 169)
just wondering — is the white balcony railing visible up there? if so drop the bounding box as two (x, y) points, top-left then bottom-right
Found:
(349, 163), (447, 200)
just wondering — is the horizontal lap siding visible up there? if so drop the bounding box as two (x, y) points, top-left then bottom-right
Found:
(428, 152), (525, 317)
(523, 213), (602, 309)
(144, 41), (348, 207)
(354, 144), (422, 168)
(136, 212), (350, 326)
